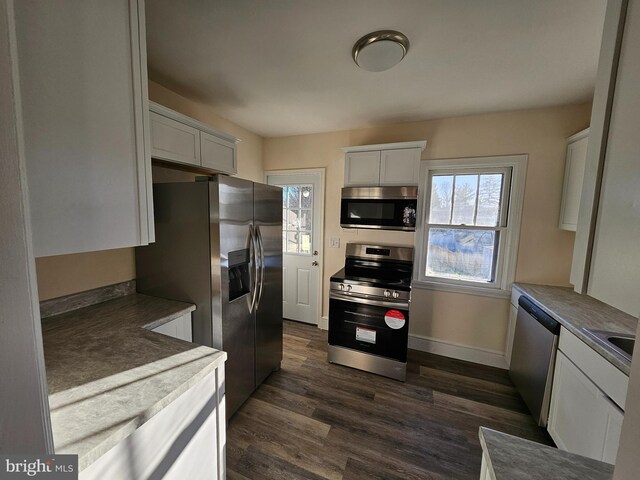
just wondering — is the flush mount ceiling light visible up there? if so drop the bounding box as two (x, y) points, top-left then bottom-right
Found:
(352, 30), (410, 72)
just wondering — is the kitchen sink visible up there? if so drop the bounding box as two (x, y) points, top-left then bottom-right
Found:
(583, 329), (635, 362)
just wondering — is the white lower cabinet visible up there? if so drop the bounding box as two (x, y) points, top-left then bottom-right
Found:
(548, 350), (624, 463)
(80, 367), (225, 480)
(151, 314), (193, 342)
(479, 453), (495, 480)
(504, 287), (522, 368)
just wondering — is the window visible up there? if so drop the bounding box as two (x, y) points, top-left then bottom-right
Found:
(414, 156), (527, 297)
(282, 185), (313, 255)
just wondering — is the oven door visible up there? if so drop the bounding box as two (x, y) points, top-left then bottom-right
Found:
(328, 293), (409, 362)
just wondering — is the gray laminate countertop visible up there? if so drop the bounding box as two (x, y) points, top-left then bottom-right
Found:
(42, 293), (226, 471)
(479, 427), (614, 480)
(513, 283), (637, 375)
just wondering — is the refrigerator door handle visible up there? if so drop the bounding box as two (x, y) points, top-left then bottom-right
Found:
(249, 225), (259, 313)
(256, 225), (265, 308)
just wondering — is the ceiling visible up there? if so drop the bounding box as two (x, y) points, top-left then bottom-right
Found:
(145, 0), (606, 138)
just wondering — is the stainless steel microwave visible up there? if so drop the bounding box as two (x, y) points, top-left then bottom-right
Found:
(340, 186), (418, 231)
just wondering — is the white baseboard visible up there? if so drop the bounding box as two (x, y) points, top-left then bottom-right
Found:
(318, 316), (328, 331)
(408, 334), (507, 369)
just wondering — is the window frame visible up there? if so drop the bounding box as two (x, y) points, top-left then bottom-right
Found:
(413, 155), (528, 298)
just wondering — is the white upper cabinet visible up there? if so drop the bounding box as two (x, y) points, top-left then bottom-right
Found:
(380, 148), (422, 185)
(149, 102), (239, 175)
(344, 151), (381, 186)
(150, 112), (201, 167)
(559, 129), (589, 231)
(200, 131), (237, 174)
(14, 0), (154, 257)
(343, 141), (427, 187)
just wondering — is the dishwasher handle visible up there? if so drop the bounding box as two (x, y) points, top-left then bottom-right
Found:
(518, 296), (560, 335)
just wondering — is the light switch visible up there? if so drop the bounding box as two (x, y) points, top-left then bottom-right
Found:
(330, 237), (340, 248)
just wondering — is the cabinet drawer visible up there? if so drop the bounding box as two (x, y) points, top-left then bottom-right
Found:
(558, 327), (628, 409)
(200, 131), (236, 174)
(150, 112), (201, 166)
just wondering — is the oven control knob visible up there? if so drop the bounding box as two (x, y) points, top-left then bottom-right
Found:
(392, 291), (400, 299)
(339, 284), (344, 291)
(346, 284), (352, 292)
(384, 289), (391, 298)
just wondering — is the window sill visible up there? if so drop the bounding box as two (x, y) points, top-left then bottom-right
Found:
(411, 280), (511, 299)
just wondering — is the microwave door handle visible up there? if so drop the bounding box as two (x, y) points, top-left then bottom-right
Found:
(249, 225), (258, 313)
(256, 225), (265, 307)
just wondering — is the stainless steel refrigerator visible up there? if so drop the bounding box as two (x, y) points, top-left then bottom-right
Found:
(135, 176), (283, 418)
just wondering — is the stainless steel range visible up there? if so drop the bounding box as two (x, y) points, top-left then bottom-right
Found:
(328, 243), (413, 381)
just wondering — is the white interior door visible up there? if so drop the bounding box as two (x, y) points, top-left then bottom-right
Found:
(266, 171), (323, 325)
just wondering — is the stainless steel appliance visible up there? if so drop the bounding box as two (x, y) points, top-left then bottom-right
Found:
(328, 243), (413, 381)
(136, 176), (283, 418)
(509, 296), (560, 426)
(340, 186), (417, 231)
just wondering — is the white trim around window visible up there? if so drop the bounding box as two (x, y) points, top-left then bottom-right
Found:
(413, 155), (527, 298)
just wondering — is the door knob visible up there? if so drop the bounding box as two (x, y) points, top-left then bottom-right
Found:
(312, 261), (319, 266)
(313, 250), (319, 256)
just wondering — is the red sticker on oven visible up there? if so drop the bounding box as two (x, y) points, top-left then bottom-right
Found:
(385, 310), (406, 329)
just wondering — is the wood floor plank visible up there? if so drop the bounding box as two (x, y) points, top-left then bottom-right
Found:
(227, 320), (552, 479)
(251, 383), (319, 417)
(228, 412), (347, 480)
(230, 445), (329, 480)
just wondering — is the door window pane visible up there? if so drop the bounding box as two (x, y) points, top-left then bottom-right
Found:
(287, 187), (300, 208)
(299, 210), (312, 230)
(301, 186), (313, 208)
(426, 228), (497, 282)
(281, 184), (314, 255)
(299, 233), (312, 254)
(285, 231), (299, 253)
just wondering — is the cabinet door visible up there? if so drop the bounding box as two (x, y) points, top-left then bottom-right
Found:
(150, 112), (201, 167)
(559, 135), (588, 231)
(380, 148), (421, 185)
(15, 0), (153, 257)
(200, 131), (237, 174)
(152, 314), (192, 342)
(344, 151), (381, 186)
(548, 351), (622, 462)
(602, 401), (624, 464)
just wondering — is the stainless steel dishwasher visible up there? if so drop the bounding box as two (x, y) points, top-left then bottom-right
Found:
(509, 296), (561, 427)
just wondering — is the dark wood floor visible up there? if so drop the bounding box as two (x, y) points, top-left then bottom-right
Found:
(227, 320), (552, 479)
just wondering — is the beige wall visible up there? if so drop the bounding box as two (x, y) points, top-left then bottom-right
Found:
(35, 248), (135, 301)
(264, 103), (591, 353)
(35, 81), (264, 301)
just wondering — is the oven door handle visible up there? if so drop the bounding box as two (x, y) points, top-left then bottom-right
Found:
(329, 291), (409, 310)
